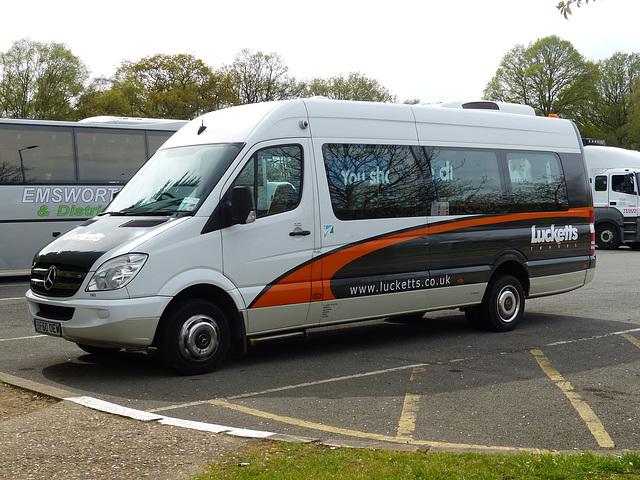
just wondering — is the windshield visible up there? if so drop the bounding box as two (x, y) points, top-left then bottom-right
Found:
(104, 144), (242, 215)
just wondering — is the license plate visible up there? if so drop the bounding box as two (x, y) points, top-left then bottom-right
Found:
(34, 318), (62, 337)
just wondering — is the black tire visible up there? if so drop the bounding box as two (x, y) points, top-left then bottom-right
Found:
(157, 300), (230, 375)
(479, 274), (525, 332)
(596, 223), (620, 250)
(76, 343), (121, 356)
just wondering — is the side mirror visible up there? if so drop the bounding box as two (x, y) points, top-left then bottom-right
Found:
(231, 186), (256, 225)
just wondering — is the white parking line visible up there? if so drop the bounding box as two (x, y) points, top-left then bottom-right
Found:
(0, 335), (45, 342)
(0, 297), (26, 302)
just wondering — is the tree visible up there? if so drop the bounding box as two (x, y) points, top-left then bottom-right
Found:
(223, 49), (304, 105)
(71, 76), (130, 120)
(304, 72), (397, 103)
(484, 36), (597, 119)
(0, 38), (88, 119)
(112, 54), (233, 119)
(582, 52), (640, 147)
(557, 0), (596, 18)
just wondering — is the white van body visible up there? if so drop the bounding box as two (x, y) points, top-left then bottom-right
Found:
(26, 98), (595, 374)
(584, 144), (640, 249)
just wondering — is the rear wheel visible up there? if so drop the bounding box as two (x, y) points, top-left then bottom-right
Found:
(480, 274), (525, 332)
(157, 300), (230, 375)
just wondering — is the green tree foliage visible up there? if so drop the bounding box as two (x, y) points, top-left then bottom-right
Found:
(484, 36), (597, 118)
(557, 0), (595, 18)
(223, 49), (304, 105)
(0, 38), (88, 119)
(304, 72), (397, 103)
(71, 77), (130, 120)
(581, 52), (640, 147)
(111, 53), (235, 119)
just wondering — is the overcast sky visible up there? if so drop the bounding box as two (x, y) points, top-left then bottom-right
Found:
(1, 0), (639, 104)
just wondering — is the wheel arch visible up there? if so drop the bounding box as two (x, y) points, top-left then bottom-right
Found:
(489, 251), (530, 297)
(153, 283), (247, 354)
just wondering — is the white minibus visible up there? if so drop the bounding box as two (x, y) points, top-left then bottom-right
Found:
(26, 98), (596, 375)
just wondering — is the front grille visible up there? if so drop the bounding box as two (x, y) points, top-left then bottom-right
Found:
(37, 303), (75, 321)
(31, 263), (88, 297)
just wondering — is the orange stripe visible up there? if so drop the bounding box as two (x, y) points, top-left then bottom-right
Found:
(250, 208), (591, 309)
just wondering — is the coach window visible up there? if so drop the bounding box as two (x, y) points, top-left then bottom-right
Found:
(147, 131), (175, 158)
(233, 145), (302, 218)
(0, 125), (74, 184)
(76, 128), (147, 183)
(323, 144), (428, 220)
(506, 152), (568, 211)
(426, 147), (502, 215)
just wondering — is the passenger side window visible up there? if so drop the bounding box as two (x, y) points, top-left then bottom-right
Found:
(426, 147), (502, 215)
(322, 144), (429, 220)
(506, 152), (568, 211)
(234, 145), (302, 218)
(594, 176), (607, 191)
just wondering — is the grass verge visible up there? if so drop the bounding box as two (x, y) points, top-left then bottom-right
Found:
(194, 442), (640, 479)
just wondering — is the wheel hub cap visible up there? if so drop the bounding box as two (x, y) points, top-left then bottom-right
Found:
(179, 315), (219, 361)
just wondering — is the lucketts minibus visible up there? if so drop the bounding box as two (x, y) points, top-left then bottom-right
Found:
(26, 98), (596, 375)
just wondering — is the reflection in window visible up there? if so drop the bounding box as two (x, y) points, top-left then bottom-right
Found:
(506, 152), (568, 211)
(323, 144), (429, 220)
(0, 125), (74, 184)
(427, 147), (502, 215)
(234, 145), (302, 217)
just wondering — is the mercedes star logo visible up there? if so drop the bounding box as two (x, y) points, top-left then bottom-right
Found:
(44, 265), (58, 291)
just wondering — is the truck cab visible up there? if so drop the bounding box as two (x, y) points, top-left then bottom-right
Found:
(585, 144), (640, 249)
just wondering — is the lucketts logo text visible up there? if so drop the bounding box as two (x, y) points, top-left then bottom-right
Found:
(531, 224), (578, 244)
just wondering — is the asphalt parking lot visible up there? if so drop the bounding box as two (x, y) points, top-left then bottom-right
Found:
(1, 249), (639, 453)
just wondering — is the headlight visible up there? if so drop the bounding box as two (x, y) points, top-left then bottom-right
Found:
(86, 254), (148, 291)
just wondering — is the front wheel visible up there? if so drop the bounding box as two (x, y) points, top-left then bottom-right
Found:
(157, 300), (230, 375)
(596, 223), (620, 250)
(479, 274), (525, 332)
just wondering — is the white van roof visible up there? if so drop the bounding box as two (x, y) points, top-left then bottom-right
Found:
(161, 98), (580, 152)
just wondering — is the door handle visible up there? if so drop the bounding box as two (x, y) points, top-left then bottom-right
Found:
(289, 230), (311, 236)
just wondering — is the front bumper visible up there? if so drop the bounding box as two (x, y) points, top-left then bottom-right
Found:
(26, 290), (171, 349)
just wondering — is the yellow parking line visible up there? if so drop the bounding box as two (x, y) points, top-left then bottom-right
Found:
(396, 366), (426, 440)
(530, 349), (615, 448)
(621, 333), (640, 349)
(396, 393), (420, 440)
(209, 399), (549, 454)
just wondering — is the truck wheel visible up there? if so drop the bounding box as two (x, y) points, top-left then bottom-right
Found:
(480, 275), (524, 332)
(158, 300), (230, 375)
(596, 224), (620, 250)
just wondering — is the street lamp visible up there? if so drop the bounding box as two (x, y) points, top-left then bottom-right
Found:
(18, 145), (39, 183)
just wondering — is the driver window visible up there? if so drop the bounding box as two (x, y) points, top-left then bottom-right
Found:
(234, 145), (302, 218)
(612, 174), (634, 194)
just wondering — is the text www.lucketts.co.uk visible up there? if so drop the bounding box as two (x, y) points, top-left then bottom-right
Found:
(349, 275), (451, 296)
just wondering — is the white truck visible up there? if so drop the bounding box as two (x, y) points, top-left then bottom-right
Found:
(584, 142), (640, 249)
